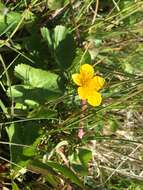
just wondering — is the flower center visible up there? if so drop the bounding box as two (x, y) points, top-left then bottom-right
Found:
(81, 73), (92, 87)
(81, 78), (90, 87)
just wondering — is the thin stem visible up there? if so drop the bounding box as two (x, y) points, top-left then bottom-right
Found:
(91, 0), (99, 25)
(78, 99), (87, 139)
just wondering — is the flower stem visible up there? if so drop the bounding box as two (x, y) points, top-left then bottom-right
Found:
(78, 99), (87, 139)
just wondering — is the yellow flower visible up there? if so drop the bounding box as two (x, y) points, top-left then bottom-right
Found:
(72, 64), (105, 106)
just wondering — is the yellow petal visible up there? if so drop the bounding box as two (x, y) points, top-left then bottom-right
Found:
(72, 73), (82, 86)
(78, 87), (89, 99)
(80, 64), (94, 79)
(88, 76), (105, 91)
(87, 91), (102, 106)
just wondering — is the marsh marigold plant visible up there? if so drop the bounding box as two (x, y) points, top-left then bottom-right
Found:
(72, 64), (105, 106)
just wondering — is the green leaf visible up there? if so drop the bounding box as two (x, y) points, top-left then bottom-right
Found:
(54, 25), (76, 70)
(41, 26), (76, 70)
(54, 25), (69, 48)
(72, 164), (88, 176)
(14, 64), (60, 91)
(41, 27), (53, 48)
(78, 148), (92, 167)
(69, 149), (91, 176)
(7, 85), (61, 106)
(12, 182), (19, 190)
(46, 161), (84, 188)
(0, 9), (21, 35)
(28, 160), (84, 188)
(6, 122), (41, 169)
(28, 106), (57, 119)
(47, 0), (68, 10)
(28, 160), (60, 188)
(0, 3), (5, 11)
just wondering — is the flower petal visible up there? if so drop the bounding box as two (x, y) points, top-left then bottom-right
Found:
(78, 128), (85, 139)
(72, 73), (82, 86)
(88, 76), (105, 91)
(87, 91), (102, 106)
(80, 64), (94, 79)
(78, 87), (89, 99)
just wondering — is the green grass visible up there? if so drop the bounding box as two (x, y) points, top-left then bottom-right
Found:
(0, 0), (143, 189)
